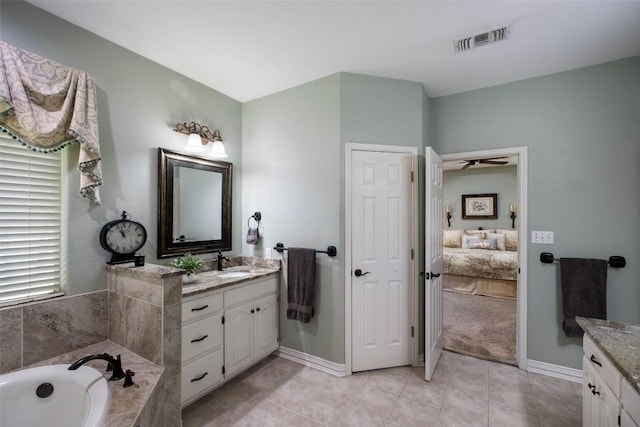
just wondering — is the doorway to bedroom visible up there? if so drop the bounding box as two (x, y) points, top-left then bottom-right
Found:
(440, 148), (526, 367)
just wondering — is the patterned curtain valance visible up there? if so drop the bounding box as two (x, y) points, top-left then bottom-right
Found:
(0, 41), (102, 203)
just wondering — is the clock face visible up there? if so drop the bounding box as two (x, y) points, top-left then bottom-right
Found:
(103, 220), (147, 254)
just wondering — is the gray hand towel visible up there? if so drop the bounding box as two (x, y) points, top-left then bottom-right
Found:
(560, 258), (607, 337)
(246, 227), (259, 244)
(286, 248), (316, 323)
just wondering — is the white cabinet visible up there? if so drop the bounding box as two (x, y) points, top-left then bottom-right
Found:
(181, 291), (224, 405)
(224, 277), (279, 377)
(181, 274), (279, 406)
(583, 334), (640, 427)
(583, 356), (620, 427)
(622, 378), (640, 427)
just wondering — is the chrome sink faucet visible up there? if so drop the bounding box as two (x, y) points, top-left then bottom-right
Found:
(217, 250), (229, 271)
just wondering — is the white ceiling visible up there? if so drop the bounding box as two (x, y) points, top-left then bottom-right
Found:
(27, 1), (640, 103)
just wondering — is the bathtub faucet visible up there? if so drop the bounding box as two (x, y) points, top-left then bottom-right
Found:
(68, 352), (126, 381)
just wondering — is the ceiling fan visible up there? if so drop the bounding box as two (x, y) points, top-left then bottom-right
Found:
(450, 157), (510, 169)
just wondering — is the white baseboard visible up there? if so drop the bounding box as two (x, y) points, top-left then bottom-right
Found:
(276, 346), (346, 377)
(527, 359), (583, 384)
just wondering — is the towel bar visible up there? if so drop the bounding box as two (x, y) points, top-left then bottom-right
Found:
(540, 252), (626, 268)
(274, 242), (337, 257)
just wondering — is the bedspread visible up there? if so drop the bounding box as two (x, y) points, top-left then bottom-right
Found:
(443, 248), (518, 281)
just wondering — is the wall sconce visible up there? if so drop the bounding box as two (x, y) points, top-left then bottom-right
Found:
(174, 121), (227, 158)
(445, 204), (453, 227)
(509, 204), (517, 229)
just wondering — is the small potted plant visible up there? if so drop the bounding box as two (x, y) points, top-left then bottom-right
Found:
(169, 252), (203, 284)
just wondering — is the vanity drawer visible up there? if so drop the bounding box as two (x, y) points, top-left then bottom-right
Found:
(182, 349), (223, 404)
(584, 334), (622, 397)
(622, 378), (640, 425)
(224, 276), (277, 308)
(182, 313), (222, 363)
(183, 291), (222, 323)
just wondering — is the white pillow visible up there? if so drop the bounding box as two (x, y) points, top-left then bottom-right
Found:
(486, 232), (506, 251)
(495, 229), (518, 251)
(443, 230), (463, 248)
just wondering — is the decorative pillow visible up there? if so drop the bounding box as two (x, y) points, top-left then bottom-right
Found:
(486, 232), (506, 251)
(443, 230), (463, 248)
(469, 238), (498, 250)
(461, 235), (479, 249)
(496, 229), (518, 251)
(464, 230), (486, 237)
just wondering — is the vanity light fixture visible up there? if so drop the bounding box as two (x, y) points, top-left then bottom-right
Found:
(509, 204), (517, 229)
(174, 121), (228, 158)
(445, 204), (453, 227)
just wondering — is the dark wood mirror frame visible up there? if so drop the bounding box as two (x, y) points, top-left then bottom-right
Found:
(158, 148), (232, 258)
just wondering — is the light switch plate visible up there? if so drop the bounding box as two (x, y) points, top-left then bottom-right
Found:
(531, 231), (554, 244)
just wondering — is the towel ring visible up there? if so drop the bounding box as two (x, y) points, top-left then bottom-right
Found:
(248, 211), (261, 228)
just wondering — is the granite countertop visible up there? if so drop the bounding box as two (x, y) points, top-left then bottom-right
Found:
(182, 265), (280, 297)
(576, 316), (640, 394)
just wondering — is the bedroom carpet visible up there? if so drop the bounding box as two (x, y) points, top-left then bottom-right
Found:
(443, 290), (517, 365)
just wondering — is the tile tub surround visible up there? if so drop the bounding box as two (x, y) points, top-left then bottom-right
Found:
(576, 316), (640, 393)
(108, 262), (183, 427)
(27, 340), (165, 427)
(0, 290), (108, 374)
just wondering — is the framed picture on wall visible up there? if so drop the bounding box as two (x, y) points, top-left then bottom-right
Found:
(462, 193), (497, 219)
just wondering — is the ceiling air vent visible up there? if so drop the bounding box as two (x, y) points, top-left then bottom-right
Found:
(454, 25), (510, 53)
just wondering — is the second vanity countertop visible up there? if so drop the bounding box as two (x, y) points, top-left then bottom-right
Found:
(577, 316), (640, 394)
(182, 259), (281, 298)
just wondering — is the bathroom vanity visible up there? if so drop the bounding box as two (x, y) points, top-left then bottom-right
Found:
(181, 266), (280, 406)
(577, 317), (640, 427)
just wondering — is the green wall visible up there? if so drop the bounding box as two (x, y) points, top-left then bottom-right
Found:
(242, 75), (343, 363)
(432, 57), (640, 369)
(243, 73), (428, 363)
(444, 165), (517, 231)
(0, 1), (244, 295)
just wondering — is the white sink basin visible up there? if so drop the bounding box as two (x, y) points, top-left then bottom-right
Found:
(218, 271), (252, 278)
(0, 364), (110, 427)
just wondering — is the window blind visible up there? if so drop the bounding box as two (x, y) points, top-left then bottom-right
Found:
(0, 137), (62, 304)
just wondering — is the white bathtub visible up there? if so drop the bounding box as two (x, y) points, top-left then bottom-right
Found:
(0, 364), (110, 427)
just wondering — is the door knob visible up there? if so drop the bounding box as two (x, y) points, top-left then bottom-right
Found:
(430, 272), (441, 278)
(354, 269), (370, 277)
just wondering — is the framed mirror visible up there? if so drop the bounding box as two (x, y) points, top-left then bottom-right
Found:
(158, 148), (232, 258)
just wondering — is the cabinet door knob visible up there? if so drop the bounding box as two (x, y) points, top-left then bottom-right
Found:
(591, 388), (600, 396)
(590, 354), (602, 367)
(251, 309), (255, 313)
(256, 307), (261, 312)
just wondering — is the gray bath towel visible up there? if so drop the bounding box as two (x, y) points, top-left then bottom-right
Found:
(560, 258), (607, 337)
(286, 248), (316, 323)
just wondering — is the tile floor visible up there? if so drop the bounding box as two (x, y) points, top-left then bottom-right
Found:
(182, 351), (582, 427)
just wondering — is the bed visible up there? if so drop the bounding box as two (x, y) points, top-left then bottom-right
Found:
(443, 229), (518, 299)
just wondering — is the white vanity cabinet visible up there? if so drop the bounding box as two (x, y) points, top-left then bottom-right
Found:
(224, 276), (279, 377)
(582, 334), (640, 427)
(621, 378), (640, 427)
(181, 274), (279, 406)
(181, 291), (224, 405)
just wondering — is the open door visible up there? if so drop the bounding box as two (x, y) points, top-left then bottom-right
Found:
(424, 147), (443, 381)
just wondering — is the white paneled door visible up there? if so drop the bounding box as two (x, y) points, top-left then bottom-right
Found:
(424, 147), (444, 381)
(351, 150), (412, 372)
